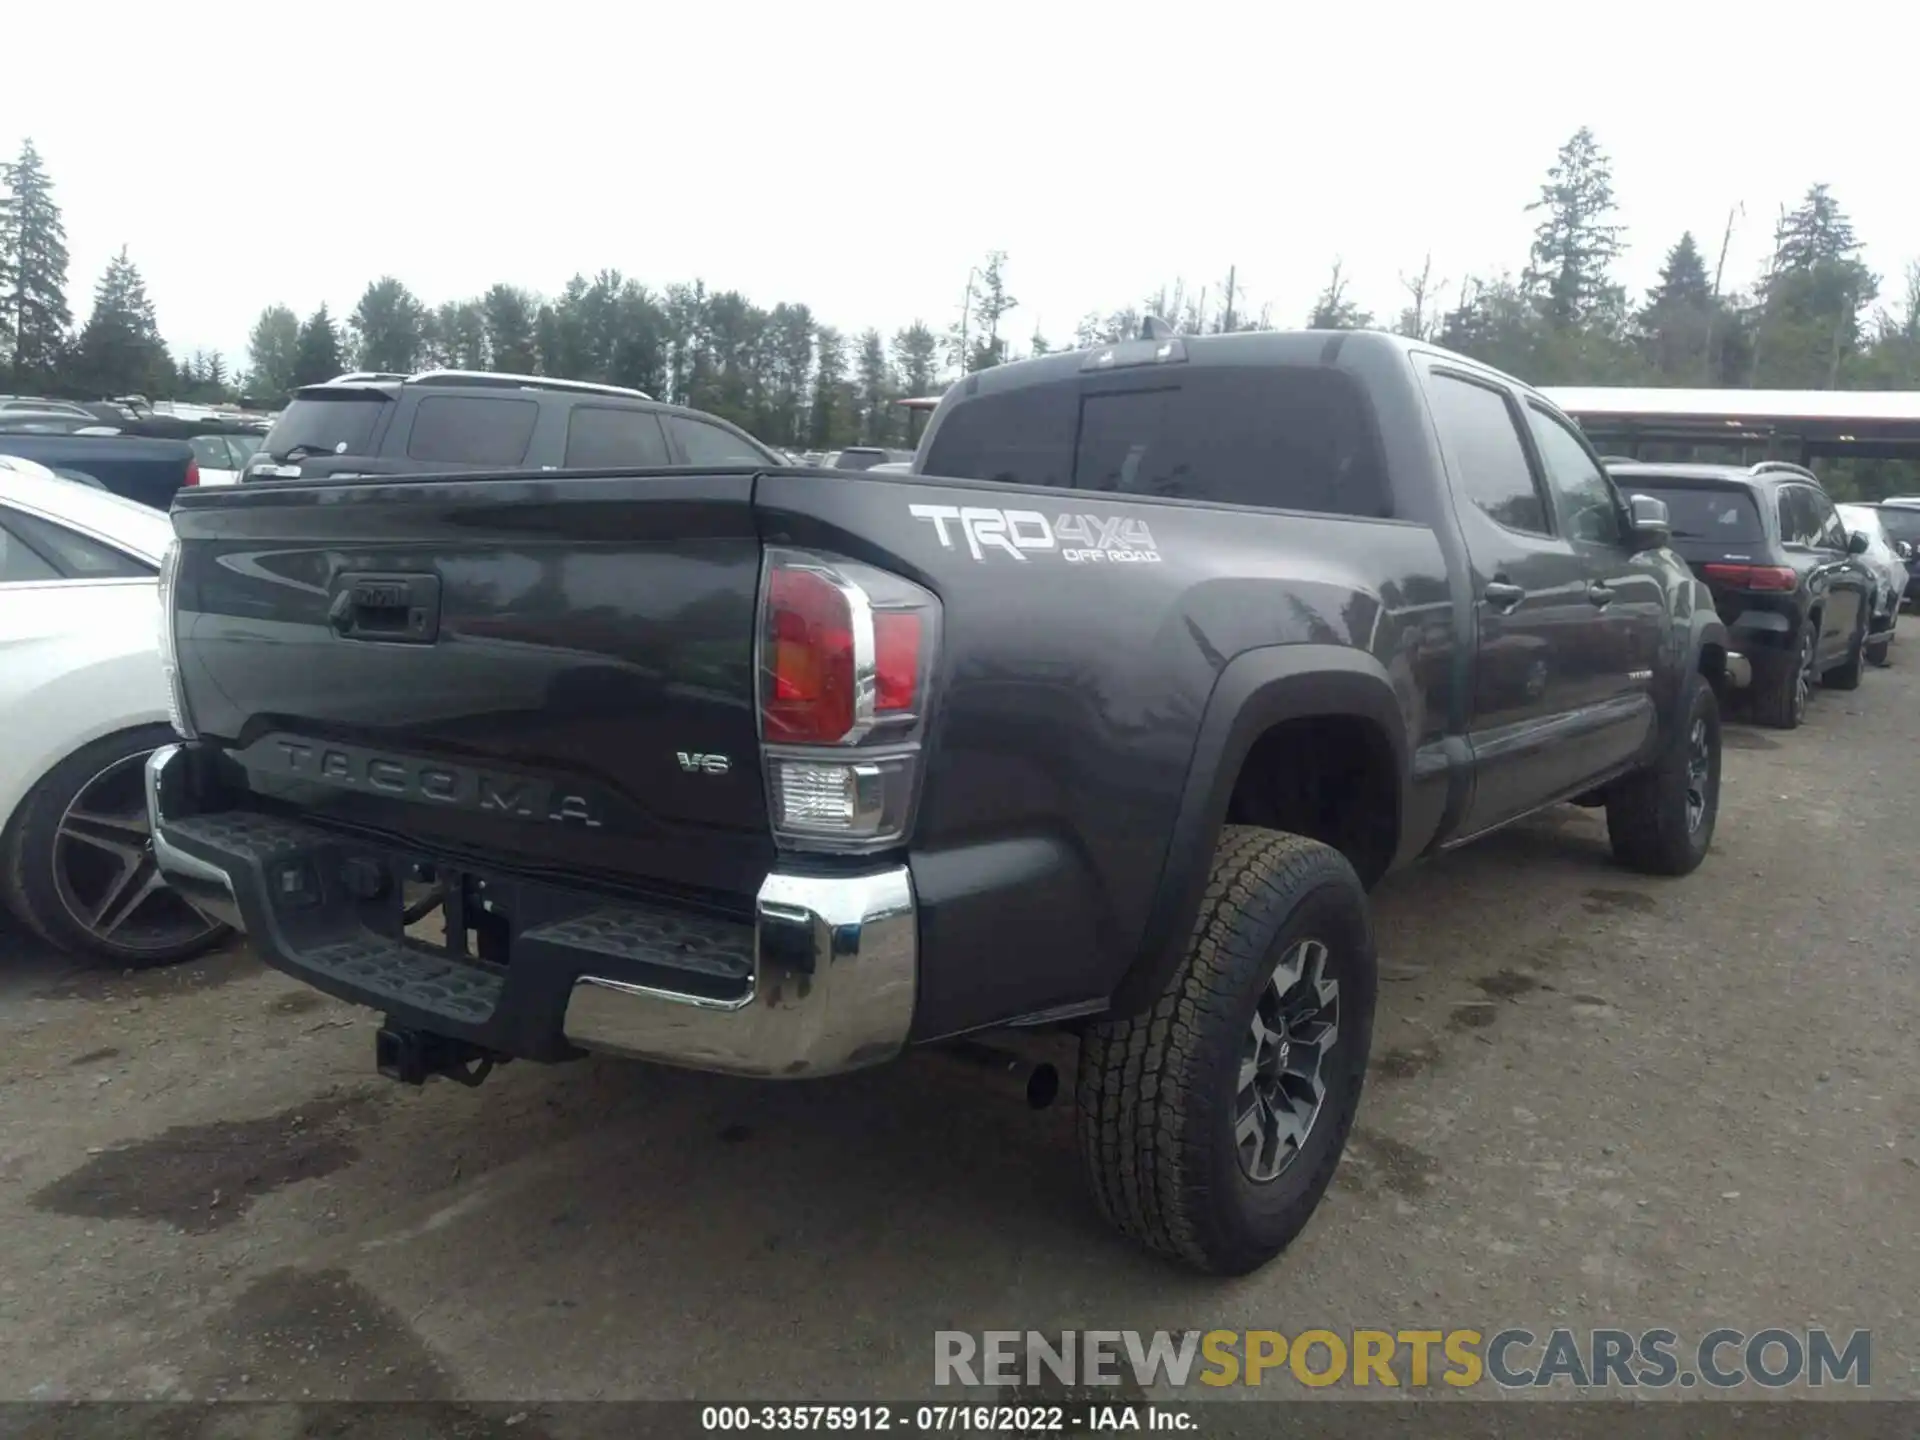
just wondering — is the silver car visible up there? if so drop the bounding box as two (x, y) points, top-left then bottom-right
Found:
(1838, 503), (1907, 666)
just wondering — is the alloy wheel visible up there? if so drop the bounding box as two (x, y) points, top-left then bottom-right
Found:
(1235, 938), (1340, 1183)
(51, 751), (225, 956)
(1685, 716), (1713, 834)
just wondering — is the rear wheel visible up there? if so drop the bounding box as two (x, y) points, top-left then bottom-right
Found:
(1753, 624), (1815, 729)
(1077, 828), (1376, 1275)
(1605, 674), (1721, 877)
(2, 725), (231, 966)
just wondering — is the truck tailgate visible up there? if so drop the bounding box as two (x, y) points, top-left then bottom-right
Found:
(170, 470), (774, 905)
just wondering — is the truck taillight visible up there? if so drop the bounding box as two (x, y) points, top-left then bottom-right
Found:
(184, 458), (201, 487)
(758, 548), (939, 853)
(156, 536), (197, 739)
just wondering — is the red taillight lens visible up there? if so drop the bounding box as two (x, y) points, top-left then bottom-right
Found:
(184, 458), (202, 487)
(1701, 562), (1796, 592)
(764, 566), (857, 743)
(873, 611), (921, 713)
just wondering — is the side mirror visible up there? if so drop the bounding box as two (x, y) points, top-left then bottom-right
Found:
(1847, 530), (1871, 555)
(1627, 493), (1670, 552)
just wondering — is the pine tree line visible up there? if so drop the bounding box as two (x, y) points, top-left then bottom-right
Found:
(5, 129), (1920, 455)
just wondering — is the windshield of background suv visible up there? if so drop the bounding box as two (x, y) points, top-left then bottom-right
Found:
(260, 392), (391, 463)
(1621, 482), (1765, 544)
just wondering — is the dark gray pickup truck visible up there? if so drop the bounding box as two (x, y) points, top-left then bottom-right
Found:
(147, 329), (1728, 1274)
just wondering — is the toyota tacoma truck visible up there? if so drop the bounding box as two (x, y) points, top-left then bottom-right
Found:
(146, 329), (1728, 1275)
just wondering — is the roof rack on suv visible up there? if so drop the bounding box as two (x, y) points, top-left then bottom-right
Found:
(326, 371), (413, 385)
(406, 370), (654, 401)
(1749, 461), (1819, 482)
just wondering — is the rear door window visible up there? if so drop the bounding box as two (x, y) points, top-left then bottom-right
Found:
(1875, 506), (1920, 545)
(405, 395), (539, 467)
(565, 406), (671, 468)
(262, 392), (391, 462)
(923, 366), (1392, 518)
(666, 416), (769, 466)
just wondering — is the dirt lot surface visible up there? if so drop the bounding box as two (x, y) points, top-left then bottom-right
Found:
(2, 669), (1915, 1423)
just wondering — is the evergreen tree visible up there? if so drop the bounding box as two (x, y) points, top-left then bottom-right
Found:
(290, 303), (345, 387)
(890, 321), (940, 399)
(245, 304), (301, 400)
(72, 247), (170, 396)
(810, 326), (848, 448)
(349, 276), (427, 373)
(1523, 126), (1625, 328)
(481, 283), (538, 373)
(856, 328), (892, 443)
(0, 139), (73, 386)
(1634, 231), (1718, 381)
(1751, 184), (1878, 387)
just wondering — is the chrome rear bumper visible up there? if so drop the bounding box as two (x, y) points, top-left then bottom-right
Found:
(146, 742), (918, 1079)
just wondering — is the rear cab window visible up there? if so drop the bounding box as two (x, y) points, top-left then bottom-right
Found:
(921, 365), (1392, 518)
(258, 390), (392, 468)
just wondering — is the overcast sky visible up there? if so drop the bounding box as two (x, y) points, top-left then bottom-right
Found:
(4, 0), (1913, 374)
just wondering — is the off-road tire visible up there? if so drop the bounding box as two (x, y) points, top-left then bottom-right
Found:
(1752, 623), (1814, 730)
(1076, 828), (1376, 1275)
(1605, 673), (1721, 877)
(1824, 613), (1867, 691)
(2, 724), (230, 967)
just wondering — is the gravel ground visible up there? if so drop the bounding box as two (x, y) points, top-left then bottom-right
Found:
(1, 666), (1914, 1421)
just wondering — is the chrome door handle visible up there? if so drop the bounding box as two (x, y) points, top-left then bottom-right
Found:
(1483, 581), (1525, 613)
(1587, 582), (1614, 608)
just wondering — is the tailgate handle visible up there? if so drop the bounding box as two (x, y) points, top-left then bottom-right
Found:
(328, 572), (441, 643)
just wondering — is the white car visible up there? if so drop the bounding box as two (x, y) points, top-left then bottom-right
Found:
(1838, 502), (1907, 667)
(0, 456), (229, 963)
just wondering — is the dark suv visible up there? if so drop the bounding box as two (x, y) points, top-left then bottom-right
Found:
(245, 370), (781, 482)
(1605, 461), (1874, 728)
(1873, 502), (1920, 607)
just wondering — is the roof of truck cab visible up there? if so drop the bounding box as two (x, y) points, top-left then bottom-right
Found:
(939, 329), (1530, 397)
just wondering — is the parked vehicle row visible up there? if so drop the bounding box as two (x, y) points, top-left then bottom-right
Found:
(1603, 461), (1906, 728)
(8, 334), (1911, 1280)
(141, 329), (1732, 1277)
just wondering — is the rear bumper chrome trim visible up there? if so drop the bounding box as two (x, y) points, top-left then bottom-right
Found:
(146, 745), (243, 930)
(563, 868), (917, 1077)
(146, 741), (917, 1079)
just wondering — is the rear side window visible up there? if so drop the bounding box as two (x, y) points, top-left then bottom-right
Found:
(0, 515), (62, 583)
(263, 393), (389, 462)
(406, 395), (538, 467)
(1425, 373), (1549, 535)
(1625, 484), (1764, 544)
(565, 406), (670, 468)
(3, 508), (153, 578)
(1876, 506), (1920, 544)
(666, 416), (768, 466)
(1777, 486), (1818, 547)
(922, 366), (1391, 518)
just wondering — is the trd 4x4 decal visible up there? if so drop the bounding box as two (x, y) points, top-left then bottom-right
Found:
(909, 504), (1161, 564)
